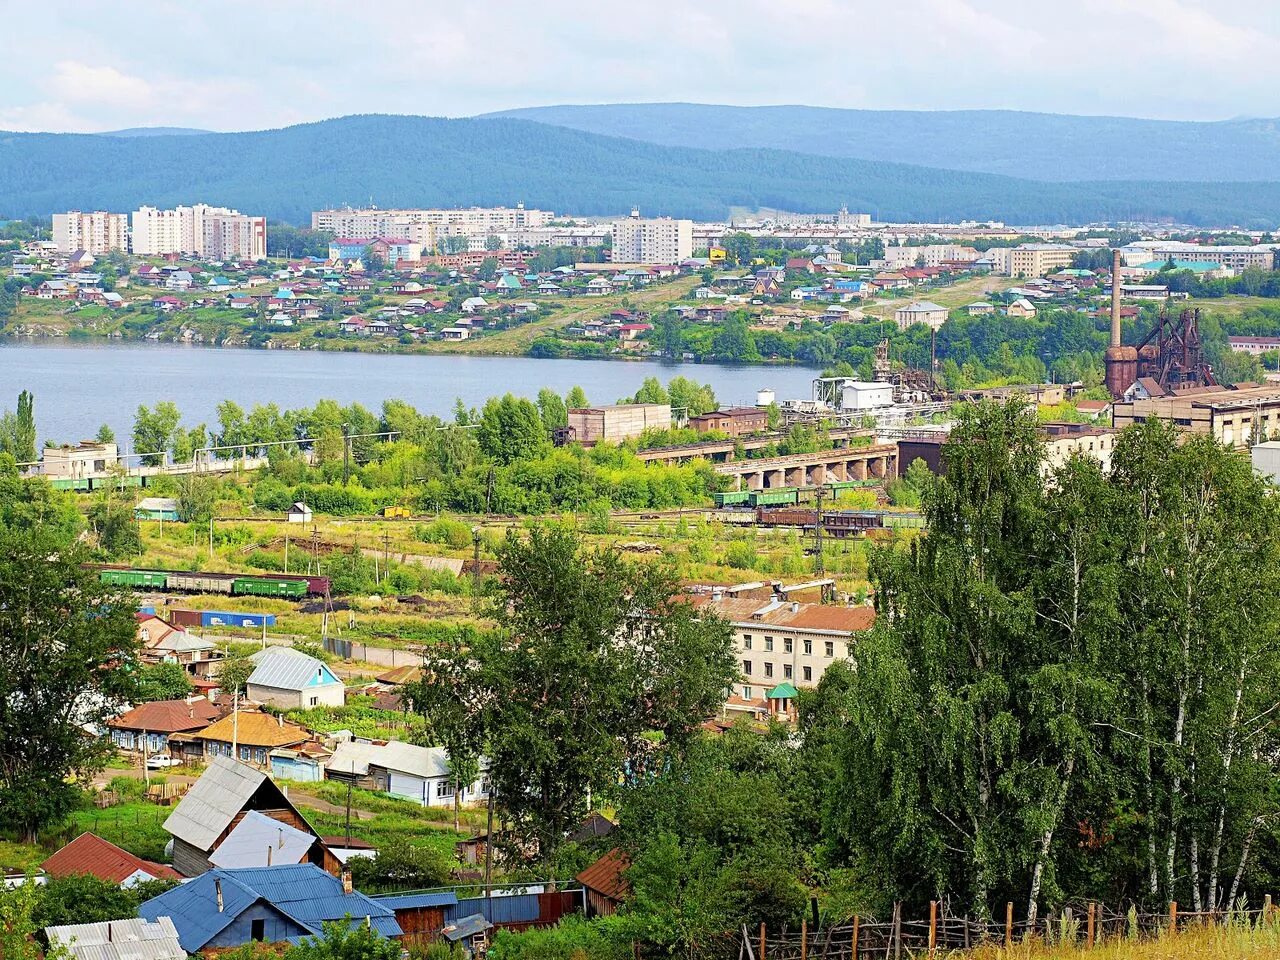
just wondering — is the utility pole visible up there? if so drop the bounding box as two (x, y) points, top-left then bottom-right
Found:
(342, 422), (351, 485)
(471, 527), (482, 597)
(382, 529), (391, 585)
(208, 516), (214, 560)
(813, 485), (826, 578)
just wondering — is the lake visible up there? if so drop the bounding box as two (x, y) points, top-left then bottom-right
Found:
(0, 342), (821, 446)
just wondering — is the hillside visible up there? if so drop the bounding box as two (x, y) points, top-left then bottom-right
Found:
(4, 114), (1280, 226)
(97, 126), (215, 137)
(486, 103), (1280, 182)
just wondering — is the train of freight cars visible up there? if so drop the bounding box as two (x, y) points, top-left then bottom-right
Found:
(711, 479), (880, 509)
(95, 567), (328, 597)
(709, 506), (925, 535)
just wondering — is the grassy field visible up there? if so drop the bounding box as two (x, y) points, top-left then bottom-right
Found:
(1186, 295), (1279, 318)
(860, 275), (1021, 319)
(970, 921), (1280, 959)
(290, 782), (483, 858)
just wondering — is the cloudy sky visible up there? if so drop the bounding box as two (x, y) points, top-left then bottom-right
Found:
(2, 0), (1278, 132)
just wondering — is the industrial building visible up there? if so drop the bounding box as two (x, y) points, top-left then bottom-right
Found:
(40, 440), (117, 477)
(689, 407), (769, 437)
(564, 403), (671, 445)
(1112, 383), (1280, 450)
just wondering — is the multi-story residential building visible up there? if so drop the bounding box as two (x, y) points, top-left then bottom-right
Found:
(1008, 243), (1077, 278)
(879, 244), (980, 269)
(311, 205), (553, 247)
(201, 211), (267, 261)
(894, 300), (949, 331)
(131, 204), (265, 258)
(689, 593), (875, 720)
(611, 212), (694, 264)
(51, 211), (129, 254)
(1120, 241), (1276, 272)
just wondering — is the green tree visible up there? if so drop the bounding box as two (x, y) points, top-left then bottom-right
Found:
(32, 874), (151, 929)
(0, 390), (37, 464)
(477, 257), (499, 281)
(476, 394), (546, 465)
(419, 526), (737, 862)
(346, 843), (452, 894)
(626, 377), (668, 405)
(135, 661), (194, 702)
(535, 388), (568, 430)
(286, 918), (401, 960)
(0, 529), (138, 839)
(218, 654), (254, 698)
(132, 402), (181, 466)
(95, 423), (115, 444)
(0, 879), (70, 960)
(565, 386), (588, 409)
(175, 473), (218, 523)
(666, 377), (717, 418)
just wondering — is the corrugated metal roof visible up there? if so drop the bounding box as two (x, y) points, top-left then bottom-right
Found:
(374, 891), (459, 910)
(248, 648), (340, 692)
(209, 810), (316, 869)
(577, 848), (630, 902)
(46, 917), (185, 960)
(42, 832), (182, 884)
(138, 865), (401, 952)
(326, 740), (452, 780)
(163, 756), (266, 852)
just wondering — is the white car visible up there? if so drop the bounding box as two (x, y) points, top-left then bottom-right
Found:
(145, 756), (182, 770)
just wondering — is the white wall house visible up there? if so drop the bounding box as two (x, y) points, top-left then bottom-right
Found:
(245, 648), (345, 709)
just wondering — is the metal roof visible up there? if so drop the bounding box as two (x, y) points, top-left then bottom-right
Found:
(42, 832), (182, 884)
(163, 756), (267, 852)
(326, 739), (458, 780)
(209, 810), (316, 869)
(248, 648), (340, 692)
(374, 891), (459, 910)
(138, 865), (401, 952)
(443, 914), (493, 941)
(45, 917), (185, 960)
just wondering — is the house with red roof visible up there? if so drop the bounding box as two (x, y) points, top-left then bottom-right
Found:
(109, 697), (223, 756)
(43, 832), (183, 886)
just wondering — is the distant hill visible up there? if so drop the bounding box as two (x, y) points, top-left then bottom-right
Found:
(485, 103), (1280, 183)
(97, 127), (214, 137)
(3, 114), (1280, 226)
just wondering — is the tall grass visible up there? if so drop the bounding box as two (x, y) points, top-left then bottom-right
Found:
(969, 918), (1280, 959)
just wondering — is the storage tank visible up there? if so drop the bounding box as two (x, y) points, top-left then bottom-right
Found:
(756, 388), (775, 407)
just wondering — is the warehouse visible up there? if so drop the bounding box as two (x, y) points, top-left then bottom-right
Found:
(564, 403), (671, 445)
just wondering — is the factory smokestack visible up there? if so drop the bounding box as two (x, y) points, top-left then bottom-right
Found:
(1110, 249), (1123, 348)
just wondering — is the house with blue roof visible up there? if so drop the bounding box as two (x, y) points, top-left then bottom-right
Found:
(138, 864), (402, 952)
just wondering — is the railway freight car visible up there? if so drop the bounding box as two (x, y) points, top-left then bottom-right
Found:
(99, 569), (170, 589)
(166, 572), (237, 594)
(231, 576), (307, 598)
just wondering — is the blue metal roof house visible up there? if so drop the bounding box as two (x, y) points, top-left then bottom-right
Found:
(138, 863), (402, 952)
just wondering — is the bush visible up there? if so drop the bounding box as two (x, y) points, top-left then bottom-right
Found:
(724, 540), (759, 570)
(487, 915), (627, 960)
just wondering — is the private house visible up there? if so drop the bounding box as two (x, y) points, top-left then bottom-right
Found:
(152, 295), (183, 311)
(246, 648), (345, 709)
(288, 501), (313, 523)
(136, 613), (218, 673)
(441, 326), (471, 340)
(173, 709), (312, 768)
(162, 756), (326, 876)
(108, 697), (221, 756)
(45, 917), (186, 960)
(138, 864), (400, 952)
(37, 280), (75, 299)
(461, 296), (489, 313)
(135, 496), (180, 521)
(325, 739), (489, 808)
(165, 271), (194, 291)
(577, 848), (630, 917)
(584, 277), (613, 296)
(42, 832), (182, 888)
(338, 317), (369, 335)
(966, 301), (995, 316)
(893, 300), (948, 331)
(1006, 297), (1038, 318)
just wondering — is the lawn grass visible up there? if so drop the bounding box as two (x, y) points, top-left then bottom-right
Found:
(290, 782), (483, 860)
(969, 920), (1280, 959)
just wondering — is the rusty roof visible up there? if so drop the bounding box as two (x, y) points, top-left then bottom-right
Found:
(375, 665), (422, 685)
(194, 710), (311, 748)
(576, 847), (630, 902)
(42, 832), (183, 884)
(689, 595), (874, 633)
(108, 698), (221, 734)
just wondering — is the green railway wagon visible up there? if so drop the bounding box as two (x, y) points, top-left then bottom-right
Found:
(883, 513), (927, 529)
(49, 477), (92, 492)
(749, 489), (800, 508)
(828, 479), (878, 491)
(712, 490), (752, 508)
(99, 569), (170, 589)
(232, 576), (307, 598)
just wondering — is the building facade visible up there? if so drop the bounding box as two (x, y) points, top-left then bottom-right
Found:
(894, 300), (948, 331)
(1112, 383), (1280, 450)
(51, 211), (129, 254)
(131, 204), (265, 258)
(611, 214), (694, 264)
(311, 205), (553, 247)
(1008, 244), (1076, 278)
(689, 407), (770, 437)
(201, 212), (267, 260)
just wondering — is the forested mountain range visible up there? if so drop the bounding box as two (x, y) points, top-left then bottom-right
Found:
(4, 113), (1280, 226)
(486, 103), (1280, 182)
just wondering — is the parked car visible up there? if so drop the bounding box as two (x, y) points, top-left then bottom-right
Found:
(146, 756), (183, 770)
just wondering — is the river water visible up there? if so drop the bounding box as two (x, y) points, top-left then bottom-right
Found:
(0, 342), (821, 446)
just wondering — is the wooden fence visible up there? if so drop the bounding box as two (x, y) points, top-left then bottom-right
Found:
(736, 898), (1280, 960)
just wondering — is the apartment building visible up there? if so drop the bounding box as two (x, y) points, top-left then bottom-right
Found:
(311, 205), (553, 247)
(611, 213), (693, 264)
(1008, 243), (1076, 278)
(1120, 242), (1276, 273)
(51, 211), (129, 254)
(689, 593), (874, 720)
(879, 244), (980, 269)
(131, 204), (265, 258)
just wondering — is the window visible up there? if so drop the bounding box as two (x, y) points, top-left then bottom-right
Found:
(824, 641), (835, 658)
(742, 686), (753, 700)
(436, 779), (455, 798)
(803, 666), (812, 682)
(784, 638), (793, 654)
(742, 660), (753, 675)
(308, 696), (318, 706)
(251, 919), (266, 942)
(764, 636), (774, 652)
(742, 635), (752, 650)
(803, 638), (812, 655)
(784, 664), (793, 679)
(764, 662), (774, 678)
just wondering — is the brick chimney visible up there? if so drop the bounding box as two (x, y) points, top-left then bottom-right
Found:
(341, 867), (353, 895)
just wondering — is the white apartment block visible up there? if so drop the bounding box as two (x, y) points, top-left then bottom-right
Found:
(1008, 243), (1076, 278)
(311, 205), (554, 247)
(611, 213), (694, 264)
(1120, 241), (1276, 272)
(131, 204), (266, 259)
(51, 211), (129, 254)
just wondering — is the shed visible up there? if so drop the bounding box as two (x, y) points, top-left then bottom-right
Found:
(288, 501), (312, 523)
(376, 891), (459, 946)
(442, 913), (493, 956)
(209, 809), (324, 869)
(577, 847), (630, 917)
(135, 497), (180, 521)
(45, 916), (185, 960)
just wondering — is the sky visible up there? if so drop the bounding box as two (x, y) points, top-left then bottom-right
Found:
(2, 0), (1279, 132)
